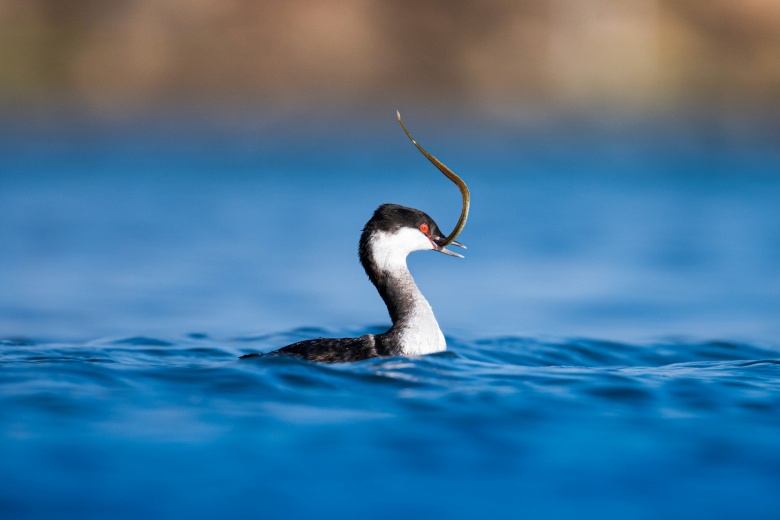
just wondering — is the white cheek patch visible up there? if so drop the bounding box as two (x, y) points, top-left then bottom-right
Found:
(371, 228), (433, 271)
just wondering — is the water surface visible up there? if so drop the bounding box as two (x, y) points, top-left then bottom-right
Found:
(2, 333), (779, 519)
(1, 114), (780, 518)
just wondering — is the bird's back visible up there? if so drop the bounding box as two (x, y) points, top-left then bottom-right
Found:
(240, 334), (380, 363)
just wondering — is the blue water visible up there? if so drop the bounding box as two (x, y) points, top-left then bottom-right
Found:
(2, 113), (780, 518)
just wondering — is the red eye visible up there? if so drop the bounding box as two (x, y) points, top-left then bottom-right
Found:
(419, 223), (429, 234)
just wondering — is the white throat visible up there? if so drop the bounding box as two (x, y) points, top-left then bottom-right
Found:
(370, 229), (446, 356)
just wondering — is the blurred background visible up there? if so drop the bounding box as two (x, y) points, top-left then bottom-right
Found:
(2, 0), (780, 118)
(1, 0), (779, 342)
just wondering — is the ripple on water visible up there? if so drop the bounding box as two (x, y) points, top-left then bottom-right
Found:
(1, 332), (780, 518)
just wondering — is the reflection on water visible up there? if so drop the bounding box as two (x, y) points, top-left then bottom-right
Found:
(1, 115), (780, 518)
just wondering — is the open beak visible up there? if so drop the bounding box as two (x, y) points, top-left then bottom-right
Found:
(432, 235), (466, 258)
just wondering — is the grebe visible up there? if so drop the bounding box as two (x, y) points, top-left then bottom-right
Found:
(240, 112), (470, 363)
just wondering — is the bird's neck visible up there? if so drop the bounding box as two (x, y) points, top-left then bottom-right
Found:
(377, 265), (446, 356)
(361, 233), (446, 356)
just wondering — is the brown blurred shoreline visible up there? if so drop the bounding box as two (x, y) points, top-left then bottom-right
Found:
(1, 0), (779, 122)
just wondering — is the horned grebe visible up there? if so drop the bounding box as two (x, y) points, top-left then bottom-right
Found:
(240, 112), (470, 363)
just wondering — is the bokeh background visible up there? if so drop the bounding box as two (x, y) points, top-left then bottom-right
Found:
(3, 0), (780, 117)
(2, 0), (780, 342)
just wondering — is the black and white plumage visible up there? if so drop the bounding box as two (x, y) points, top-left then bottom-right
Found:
(240, 113), (470, 363)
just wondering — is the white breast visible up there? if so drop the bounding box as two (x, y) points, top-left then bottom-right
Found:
(397, 300), (446, 355)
